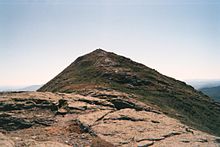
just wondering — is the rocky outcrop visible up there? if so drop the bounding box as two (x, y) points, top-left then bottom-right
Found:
(77, 108), (218, 147)
(0, 91), (219, 146)
(0, 132), (71, 147)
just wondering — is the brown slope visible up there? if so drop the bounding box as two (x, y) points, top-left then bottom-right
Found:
(38, 49), (220, 136)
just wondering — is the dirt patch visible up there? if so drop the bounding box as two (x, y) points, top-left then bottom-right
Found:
(91, 137), (115, 147)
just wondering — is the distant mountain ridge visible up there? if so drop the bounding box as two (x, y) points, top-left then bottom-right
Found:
(19, 85), (42, 91)
(186, 80), (220, 89)
(38, 49), (220, 136)
(200, 86), (220, 102)
(0, 86), (21, 92)
(0, 85), (41, 92)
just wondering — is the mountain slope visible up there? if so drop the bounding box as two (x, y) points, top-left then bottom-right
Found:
(200, 86), (220, 102)
(38, 49), (220, 136)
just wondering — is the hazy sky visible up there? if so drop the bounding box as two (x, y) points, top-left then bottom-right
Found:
(0, 0), (219, 86)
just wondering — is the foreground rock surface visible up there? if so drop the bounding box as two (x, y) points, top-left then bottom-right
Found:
(0, 91), (219, 147)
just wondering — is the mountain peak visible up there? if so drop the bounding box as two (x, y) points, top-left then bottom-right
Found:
(93, 48), (108, 53)
(88, 48), (110, 57)
(38, 49), (220, 136)
(74, 49), (120, 68)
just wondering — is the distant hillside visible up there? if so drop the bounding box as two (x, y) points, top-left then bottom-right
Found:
(18, 85), (42, 91)
(38, 49), (220, 136)
(200, 86), (220, 102)
(0, 86), (21, 92)
(186, 80), (220, 89)
(0, 85), (41, 92)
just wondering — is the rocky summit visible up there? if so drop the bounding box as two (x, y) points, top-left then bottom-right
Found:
(38, 49), (220, 137)
(1, 49), (220, 147)
(0, 91), (219, 147)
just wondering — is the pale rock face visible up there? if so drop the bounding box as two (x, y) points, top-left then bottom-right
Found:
(78, 108), (217, 147)
(30, 141), (71, 147)
(0, 91), (219, 147)
(0, 133), (15, 147)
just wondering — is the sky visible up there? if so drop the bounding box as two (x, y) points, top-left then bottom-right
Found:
(0, 0), (219, 87)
